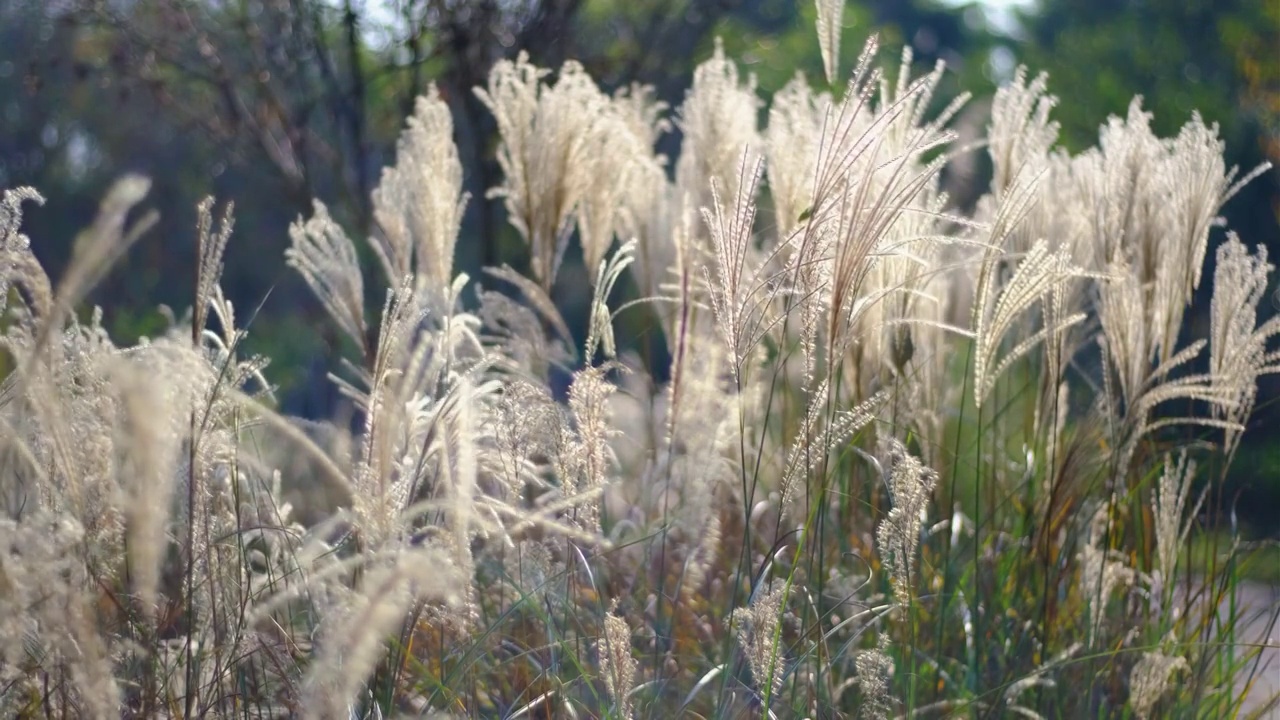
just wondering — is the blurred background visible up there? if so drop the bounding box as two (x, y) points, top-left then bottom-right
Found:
(1, 0), (1278, 532)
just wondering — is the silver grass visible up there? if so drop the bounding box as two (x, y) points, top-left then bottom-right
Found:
(1153, 117), (1268, 358)
(438, 374), (482, 623)
(111, 352), (185, 616)
(1209, 232), (1280, 460)
(596, 276), (735, 583)
(778, 383), (883, 513)
(811, 39), (959, 367)
(283, 91), (621, 686)
(585, 240), (637, 361)
(477, 282), (574, 379)
(611, 83), (671, 150)
(815, 0), (844, 85)
(1098, 269), (1242, 474)
(482, 264), (577, 365)
(0, 248), (53, 340)
(879, 47), (970, 148)
(337, 274), (497, 567)
(0, 195), (299, 716)
(676, 38), (762, 223)
(972, 239), (1088, 406)
(577, 90), (664, 278)
(0, 186), (45, 318)
(476, 54), (611, 289)
(598, 602), (637, 718)
(347, 279), (420, 546)
(370, 85), (469, 306)
(616, 149), (677, 309)
(22, 311), (136, 554)
(683, 504), (724, 603)
(875, 440), (937, 606)
(854, 635), (894, 720)
(286, 200), (367, 355)
(300, 546), (464, 719)
(0, 186), (41, 253)
(204, 286), (274, 404)
(984, 62), (1096, 408)
(846, 48), (970, 402)
(1150, 451), (1202, 611)
(36, 175), (156, 358)
(390, 277), (486, 401)
(1079, 505), (1136, 645)
(563, 366), (618, 532)
(732, 585), (787, 699)
(988, 67), (1059, 203)
(1128, 649), (1188, 720)
(1074, 103), (1267, 371)
(661, 201), (707, 347)
(766, 74), (832, 240)
(492, 379), (563, 501)
(703, 155), (771, 381)
(868, 183), (965, 421)
(2, 19), (1276, 717)
(193, 197), (234, 335)
(806, 33), (881, 218)
(648, 319), (738, 594)
(0, 515), (121, 719)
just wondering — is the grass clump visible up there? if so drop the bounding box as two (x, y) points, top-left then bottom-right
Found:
(0, 6), (1277, 718)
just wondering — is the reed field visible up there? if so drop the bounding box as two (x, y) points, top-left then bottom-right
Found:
(0, 2), (1277, 716)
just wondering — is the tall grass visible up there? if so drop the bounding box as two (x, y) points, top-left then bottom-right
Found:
(0, 8), (1277, 718)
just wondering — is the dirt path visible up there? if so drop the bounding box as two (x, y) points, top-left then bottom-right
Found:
(1173, 579), (1278, 717)
(1237, 581), (1279, 718)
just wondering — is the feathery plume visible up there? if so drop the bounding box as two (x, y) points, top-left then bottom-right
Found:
(732, 585), (787, 699)
(855, 635), (895, 720)
(0, 186), (45, 317)
(476, 55), (611, 289)
(988, 67), (1059, 202)
(286, 201), (367, 356)
(1128, 650), (1188, 719)
(193, 197), (234, 335)
(766, 75), (831, 239)
(585, 240), (637, 361)
(564, 365), (617, 531)
(33, 175), (156, 360)
(676, 38), (762, 220)
(1209, 232), (1280, 460)
(816, 0), (844, 85)
(1079, 505), (1136, 644)
(1151, 451), (1201, 606)
(972, 239), (1088, 407)
(371, 85), (469, 306)
(577, 88), (665, 277)
(875, 440), (937, 605)
(301, 547), (464, 719)
(598, 602), (637, 718)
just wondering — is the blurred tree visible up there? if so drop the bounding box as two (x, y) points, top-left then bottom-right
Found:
(70, 0), (587, 249)
(1014, 0), (1280, 342)
(1020, 0), (1263, 147)
(3, 0), (761, 412)
(0, 2), (106, 265)
(1017, 0), (1278, 242)
(1223, 0), (1280, 189)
